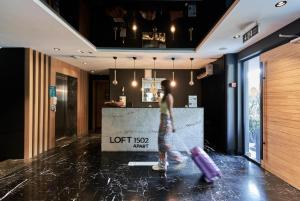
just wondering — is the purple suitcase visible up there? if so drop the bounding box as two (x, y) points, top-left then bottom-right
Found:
(190, 146), (222, 182)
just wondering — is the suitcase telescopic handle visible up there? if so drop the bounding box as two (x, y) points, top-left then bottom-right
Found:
(174, 134), (192, 156)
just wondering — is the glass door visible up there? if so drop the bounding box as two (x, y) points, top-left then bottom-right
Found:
(243, 56), (262, 163)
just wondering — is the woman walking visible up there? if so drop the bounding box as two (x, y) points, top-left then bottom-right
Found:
(152, 80), (187, 171)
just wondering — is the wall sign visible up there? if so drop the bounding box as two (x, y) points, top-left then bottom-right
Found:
(243, 24), (259, 43)
(188, 95), (197, 108)
(49, 86), (56, 97)
(49, 86), (57, 112)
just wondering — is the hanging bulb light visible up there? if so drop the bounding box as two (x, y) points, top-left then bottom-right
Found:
(132, 23), (137, 32)
(153, 57), (157, 80)
(189, 58), (195, 86)
(150, 57), (158, 96)
(170, 24), (176, 40)
(132, 12), (138, 39)
(112, 56), (118, 85)
(171, 57), (176, 87)
(132, 23), (137, 39)
(131, 57), (138, 87)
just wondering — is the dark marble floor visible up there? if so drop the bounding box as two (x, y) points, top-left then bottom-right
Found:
(0, 136), (300, 201)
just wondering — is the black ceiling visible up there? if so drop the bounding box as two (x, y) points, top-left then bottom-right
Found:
(45, 0), (235, 49)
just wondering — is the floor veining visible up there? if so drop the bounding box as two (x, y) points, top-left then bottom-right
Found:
(0, 136), (299, 201)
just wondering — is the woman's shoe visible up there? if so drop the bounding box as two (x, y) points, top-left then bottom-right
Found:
(152, 161), (169, 171)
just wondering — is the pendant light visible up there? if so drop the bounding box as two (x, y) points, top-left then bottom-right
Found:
(131, 57), (138, 87)
(132, 12), (138, 39)
(170, 24), (176, 40)
(170, 57), (176, 87)
(189, 58), (195, 86)
(151, 57), (158, 96)
(112, 56), (118, 85)
(153, 57), (157, 80)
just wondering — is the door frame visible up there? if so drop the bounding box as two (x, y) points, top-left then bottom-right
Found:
(55, 72), (78, 140)
(241, 55), (264, 164)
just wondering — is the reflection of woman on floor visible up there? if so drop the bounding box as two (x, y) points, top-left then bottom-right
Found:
(152, 80), (187, 171)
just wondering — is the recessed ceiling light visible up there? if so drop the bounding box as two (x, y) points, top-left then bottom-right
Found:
(219, 47), (227, 51)
(54, 48), (60, 51)
(83, 62), (87, 65)
(275, 1), (287, 7)
(90, 70), (95, 73)
(233, 34), (241, 39)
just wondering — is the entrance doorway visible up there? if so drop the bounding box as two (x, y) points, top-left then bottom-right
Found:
(243, 56), (262, 163)
(55, 73), (77, 140)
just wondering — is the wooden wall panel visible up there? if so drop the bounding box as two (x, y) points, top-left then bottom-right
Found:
(24, 50), (51, 159)
(24, 49), (34, 159)
(44, 56), (49, 152)
(77, 70), (89, 137)
(33, 51), (39, 157)
(24, 50), (89, 159)
(39, 53), (45, 154)
(261, 43), (300, 190)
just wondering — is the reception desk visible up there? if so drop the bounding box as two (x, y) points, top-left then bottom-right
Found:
(101, 108), (204, 152)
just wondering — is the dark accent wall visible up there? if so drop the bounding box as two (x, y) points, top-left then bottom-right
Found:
(88, 74), (109, 131)
(201, 57), (226, 152)
(0, 48), (25, 161)
(224, 54), (238, 154)
(201, 54), (238, 154)
(109, 69), (202, 108)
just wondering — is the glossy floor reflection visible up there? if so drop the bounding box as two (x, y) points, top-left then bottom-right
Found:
(0, 136), (300, 201)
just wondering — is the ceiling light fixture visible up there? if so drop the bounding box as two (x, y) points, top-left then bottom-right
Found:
(189, 58), (194, 86)
(83, 62), (87, 65)
(170, 25), (176, 40)
(131, 57), (138, 87)
(132, 23), (137, 39)
(151, 57), (158, 96)
(112, 56), (118, 85)
(171, 58), (176, 87)
(90, 70), (95, 74)
(275, 1), (287, 7)
(233, 34), (241, 39)
(132, 23), (137, 32)
(153, 57), (157, 80)
(54, 48), (60, 51)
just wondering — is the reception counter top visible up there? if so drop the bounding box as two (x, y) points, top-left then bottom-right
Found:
(101, 108), (204, 152)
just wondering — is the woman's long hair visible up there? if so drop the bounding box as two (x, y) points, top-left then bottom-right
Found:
(161, 79), (171, 102)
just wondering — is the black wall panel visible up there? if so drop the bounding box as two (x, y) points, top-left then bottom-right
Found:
(0, 48), (25, 161)
(109, 69), (202, 108)
(201, 57), (226, 152)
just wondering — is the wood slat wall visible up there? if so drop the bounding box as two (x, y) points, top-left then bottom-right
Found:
(24, 49), (51, 159)
(78, 70), (89, 137)
(24, 49), (89, 159)
(261, 43), (300, 190)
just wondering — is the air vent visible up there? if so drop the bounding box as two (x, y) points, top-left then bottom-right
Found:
(197, 64), (213, 80)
